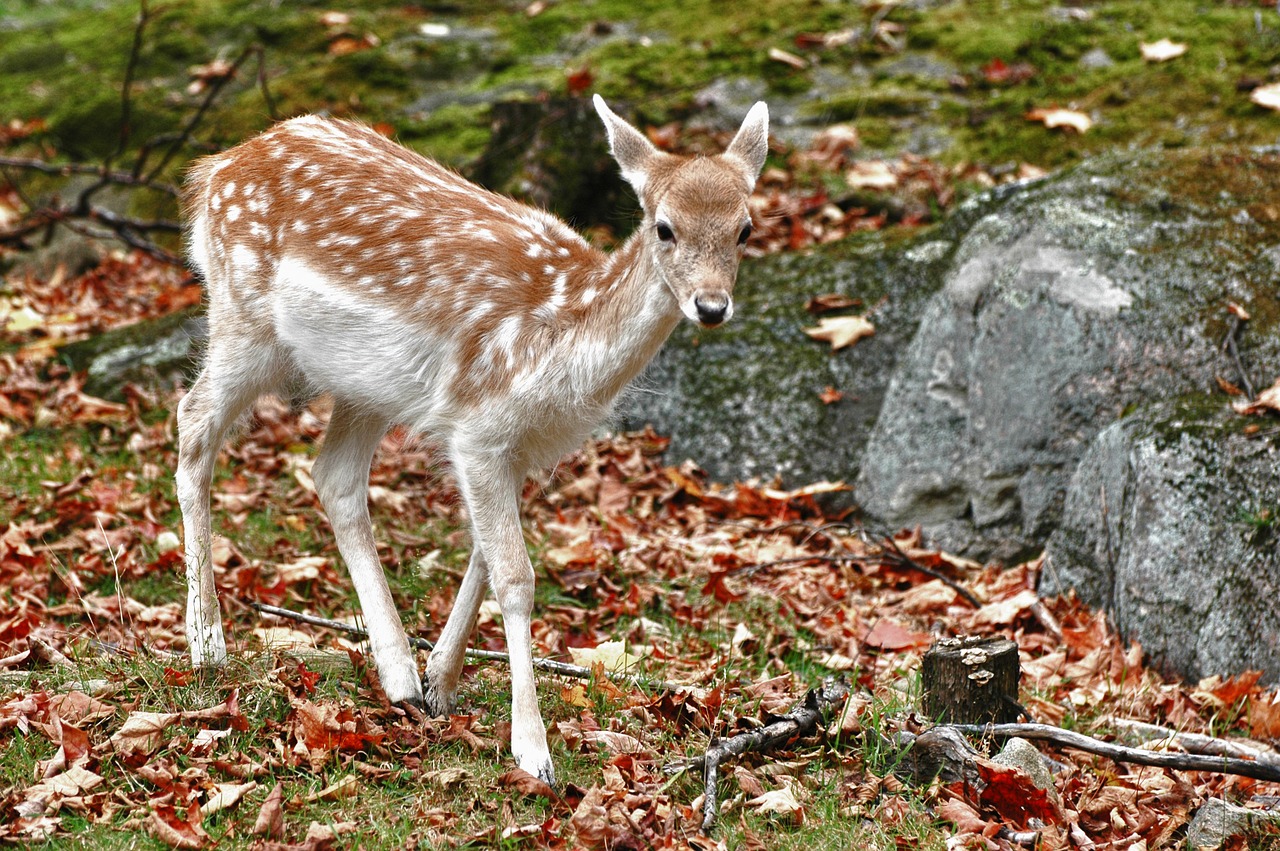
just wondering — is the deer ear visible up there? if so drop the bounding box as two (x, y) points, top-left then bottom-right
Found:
(594, 95), (659, 198)
(724, 101), (769, 185)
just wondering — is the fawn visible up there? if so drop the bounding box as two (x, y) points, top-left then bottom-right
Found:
(177, 95), (768, 783)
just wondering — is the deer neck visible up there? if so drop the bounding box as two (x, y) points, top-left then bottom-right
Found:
(567, 230), (682, 406)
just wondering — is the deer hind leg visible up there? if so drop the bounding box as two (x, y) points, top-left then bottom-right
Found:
(423, 549), (488, 716)
(451, 452), (554, 785)
(311, 400), (424, 707)
(177, 341), (283, 668)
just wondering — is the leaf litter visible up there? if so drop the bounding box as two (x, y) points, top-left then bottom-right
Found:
(0, 161), (1277, 850)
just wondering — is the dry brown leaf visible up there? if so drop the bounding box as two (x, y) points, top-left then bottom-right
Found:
(747, 784), (807, 824)
(200, 781), (257, 818)
(802, 315), (875, 351)
(819, 385), (844, 405)
(580, 729), (646, 755)
(251, 783), (284, 838)
(498, 767), (559, 800)
(110, 710), (180, 757)
(1140, 38), (1187, 62)
(1025, 107), (1093, 133)
(1233, 376), (1280, 416)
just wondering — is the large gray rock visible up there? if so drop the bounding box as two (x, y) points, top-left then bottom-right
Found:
(1043, 399), (1280, 682)
(853, 148), (1280, 561)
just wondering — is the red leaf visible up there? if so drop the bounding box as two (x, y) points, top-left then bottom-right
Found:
(862, 618), (931, 651)
(566, 66), (594, 95)
(976, 760), (1061, 827)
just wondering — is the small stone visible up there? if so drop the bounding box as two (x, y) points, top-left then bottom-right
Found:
(154, 531), (181, 554)
(1185, 798), (1280, 849)
(1078, 47), (1115, 70)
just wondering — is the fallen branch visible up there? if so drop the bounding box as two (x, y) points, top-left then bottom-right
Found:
(948, 722), (1280, 783)
(663, 678), (850, 834)
(1106, 717), (1280, 767)
(247, 600), (684, 693)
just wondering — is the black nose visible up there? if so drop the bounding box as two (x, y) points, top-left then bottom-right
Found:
(694, 294), (729, 326)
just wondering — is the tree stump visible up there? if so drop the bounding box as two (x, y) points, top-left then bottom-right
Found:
(921, 636), (1020, 725)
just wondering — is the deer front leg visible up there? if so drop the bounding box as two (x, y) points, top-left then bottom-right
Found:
(312, 402), (423, 708)
(454, 459), (554, 785)
(423, 550), (488, 716)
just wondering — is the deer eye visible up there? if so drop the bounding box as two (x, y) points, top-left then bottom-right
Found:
(656, 222), (675, 243)
(737, 223), (752, 246)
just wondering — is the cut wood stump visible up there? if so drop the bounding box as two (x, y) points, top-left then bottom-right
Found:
(921, 636), (1020, 725)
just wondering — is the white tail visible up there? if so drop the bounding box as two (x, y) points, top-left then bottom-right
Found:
(177, 96), (768, 783)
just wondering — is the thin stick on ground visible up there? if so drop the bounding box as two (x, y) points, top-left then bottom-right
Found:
(247, 600), (685, 693)
(948, 722), (1280, 783)
(662, 678), (850, 834)
(1105, 717), (1280, 767)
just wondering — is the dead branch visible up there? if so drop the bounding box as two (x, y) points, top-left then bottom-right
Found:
(1105, 717), (1280, 767)
(247, 600), (684, 693)
(1222, 312), (1256, 400)
(947, 722), (1280, 783)
(877, 536), (983, 608)
(663, 678), (850, 833)
(0, 2), (275, 267)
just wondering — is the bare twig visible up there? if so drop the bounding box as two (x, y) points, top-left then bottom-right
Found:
(1222, 313), (1256, 400)
(878, 537), (983, 608)
(663, 678), (850, 834)
(947, 722), (1280, 783)
(247, 600), (684, 692)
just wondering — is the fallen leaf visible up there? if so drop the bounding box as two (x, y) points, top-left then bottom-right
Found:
(304, 774), (358, 803)
(110, 710), (180, 757)
(580, 729), (646, 754)
(1251, 82), (1280, 111)
(251, 783), (284, 838)
(566, 66), (594, 95)
(976, 760), (1061, 826)
(567, 639), (646, 672)
(768, 47), (808, 69)
(423, 766), (473, 789)
(818, 385), (844, 405)
(147, 804), (208, 849)
(1025, 107), (1093, 133)
(1232, 376), (1280, 416)
(1227, 302), (1250, 321)
(201, 781), (257, 818)
(803, 315), (876, 351)
(748, 784), (807, 824)
(806, 293), (861, 314)
(1140, 38), (1187, 62)
(862, 617), (932, 650)
(845, 160), (898, 190)
(498, 767), (559, 800)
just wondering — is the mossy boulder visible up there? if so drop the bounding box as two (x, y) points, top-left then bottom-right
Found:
(852, 147), (1280, 562)
(1043, 399), (1280, 683)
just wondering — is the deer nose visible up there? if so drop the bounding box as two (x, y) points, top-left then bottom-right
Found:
(694, 293), (730, 327)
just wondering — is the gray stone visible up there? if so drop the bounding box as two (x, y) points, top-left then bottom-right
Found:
(853, 148), (1280, 562)
(58, 307), (205, 400)
(992, 737), (1061, 809)
(1185, 797), (1280, 849)
(1043, 400), (1280, 683)
(1078, 47), (1115, 70)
